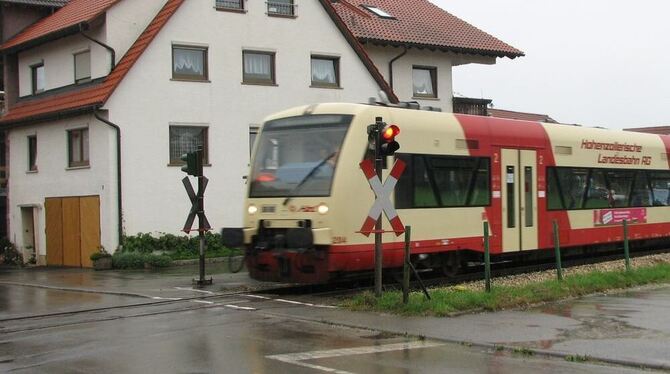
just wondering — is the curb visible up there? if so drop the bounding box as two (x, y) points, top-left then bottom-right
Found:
(258, 308), (670, 371)
(172, 256), (231, 266)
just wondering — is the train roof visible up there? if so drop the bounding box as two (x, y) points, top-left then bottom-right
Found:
(263, 102), (670, 170)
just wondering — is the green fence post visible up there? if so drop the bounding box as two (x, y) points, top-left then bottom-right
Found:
(403, 226), (411, 305)
(553, 220), (563, 281)
(623, 219), (631, 272)
(484, 221), (491, 293)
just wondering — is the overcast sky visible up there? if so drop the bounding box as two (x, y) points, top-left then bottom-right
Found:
(430, 0), (670, 129)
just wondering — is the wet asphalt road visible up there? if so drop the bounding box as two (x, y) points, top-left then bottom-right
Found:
(0, 283), (647, 374)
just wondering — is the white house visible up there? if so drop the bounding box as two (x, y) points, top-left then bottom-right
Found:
(0, 0), (522, 267)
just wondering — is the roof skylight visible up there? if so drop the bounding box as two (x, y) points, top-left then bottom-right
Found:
(362, 5), (394, 19)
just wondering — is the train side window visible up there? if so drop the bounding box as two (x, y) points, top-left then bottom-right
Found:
(470, 158), (491, 206)
(431, 157), (475, 206)
(427, 156), (491, 207)
(650, 171), (670, 206)
(555, 168), (588, 209)
(395, 154), (439, 208)
(585, 169), (610, 208)
(546, 168), (565, 210)
(395, 154), (413, 208)
(396, 154), (491, 209)
(412, 155), (439, 207)
(630, 171), (652, 207)
(604, 170), (634, 208)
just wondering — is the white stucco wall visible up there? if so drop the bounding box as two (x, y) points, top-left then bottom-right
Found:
(16, 0), (164, 98)
(364, 45), (497, 112)
(17, 27), (109, 96)
(103, 0), (383, 239)
(364, 45), (454, 111)
(105, 0), (167, 61)
(7, 114), (118, 260)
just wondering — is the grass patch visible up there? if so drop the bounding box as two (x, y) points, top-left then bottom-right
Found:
(341, 263), (670, 316)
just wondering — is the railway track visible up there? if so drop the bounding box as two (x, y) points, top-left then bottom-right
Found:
(3, 245), (668, 332)
(257, 245), (670, 299)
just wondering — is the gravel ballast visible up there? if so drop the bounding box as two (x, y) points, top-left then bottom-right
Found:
(445, 253), (670, 292)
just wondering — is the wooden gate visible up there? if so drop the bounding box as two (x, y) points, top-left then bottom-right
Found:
(45, 196), (100, 268)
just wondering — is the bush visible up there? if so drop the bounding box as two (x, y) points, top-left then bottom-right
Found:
(121, 232), (235, 260)
(112, 252), (147, 269)
(0, 238), (22, 265)
(146, 254), (172, 268)
(111, 252), (173, 269)
(90, 247), (112, 261)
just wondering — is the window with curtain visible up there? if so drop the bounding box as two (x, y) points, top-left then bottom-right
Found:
(74, 50), (91, 84)
(412, 66), (437, 98)
(68, 128), (89, 168)
(172, 45), (208, 81)
(169, 126), (209, 165)
(243, 51), (275, 84)
(311, 56), (339, 87)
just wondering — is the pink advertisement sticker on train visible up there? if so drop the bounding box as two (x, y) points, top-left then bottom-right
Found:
(593, 208), (647, 226)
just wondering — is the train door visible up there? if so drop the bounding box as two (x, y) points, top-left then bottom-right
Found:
(501, 149), (538, 252)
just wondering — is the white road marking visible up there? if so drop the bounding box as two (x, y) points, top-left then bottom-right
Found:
(242, 294), (336, 308)
(174, 287), (215, 294)
(224, 304), (256, 311)
(267, 341), (444, 373)
(151, 296), (183, 301)
(274, 298), (337, 309)
(191, 300), (215, 305)
(242, 294), (271, 299)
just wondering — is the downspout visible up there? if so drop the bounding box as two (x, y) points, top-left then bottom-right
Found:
(79, 24), (116, 71)
(388, 46), (408, 90)
(94, 110), (123, 249)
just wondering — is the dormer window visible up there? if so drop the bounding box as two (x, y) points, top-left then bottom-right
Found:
(74, 50), (91, 84)
(361, 5), (394, 19)
(31, 63), (45, 94)
(412, 66), (437, 98)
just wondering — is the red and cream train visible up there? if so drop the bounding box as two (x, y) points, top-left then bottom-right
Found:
(222, 103), (670, 283)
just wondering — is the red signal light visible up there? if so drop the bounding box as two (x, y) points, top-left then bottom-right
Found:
(255, 172), (276, 182)
(382, 124), (400, 141)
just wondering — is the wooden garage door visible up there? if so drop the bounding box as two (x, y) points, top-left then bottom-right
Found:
(45, 198), (63, 266)
(45, 196), (100, 268)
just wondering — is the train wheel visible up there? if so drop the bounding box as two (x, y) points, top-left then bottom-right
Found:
(440, 252), (462, 278)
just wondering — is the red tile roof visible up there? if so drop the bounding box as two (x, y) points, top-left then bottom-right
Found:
(488, 108), (557, 123)
(318, 0), (398, 103)
(0, 0), (185, 125)
(1, 0), (121, 52)
(625, 126), (670, 135)
(331, 0), (523, 58)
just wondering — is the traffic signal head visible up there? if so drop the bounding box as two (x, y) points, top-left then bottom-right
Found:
(180, 151), (199, 176)
(379, 124), (400, 156)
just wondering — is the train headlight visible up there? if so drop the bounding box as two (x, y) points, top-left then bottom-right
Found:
(248, 204), (258, 215)
(317, 203), (329, 215)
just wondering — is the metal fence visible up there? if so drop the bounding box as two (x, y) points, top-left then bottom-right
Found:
(215, 0), (242, 9)
(266, 1), (295, 16)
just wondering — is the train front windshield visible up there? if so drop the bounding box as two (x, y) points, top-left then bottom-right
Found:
(249, 114), (353, 198)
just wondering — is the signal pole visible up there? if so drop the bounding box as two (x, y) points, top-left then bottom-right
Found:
(181, 146), (212, 286)
(196, 147), (207, 285)
(373, 117), (383, 298)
